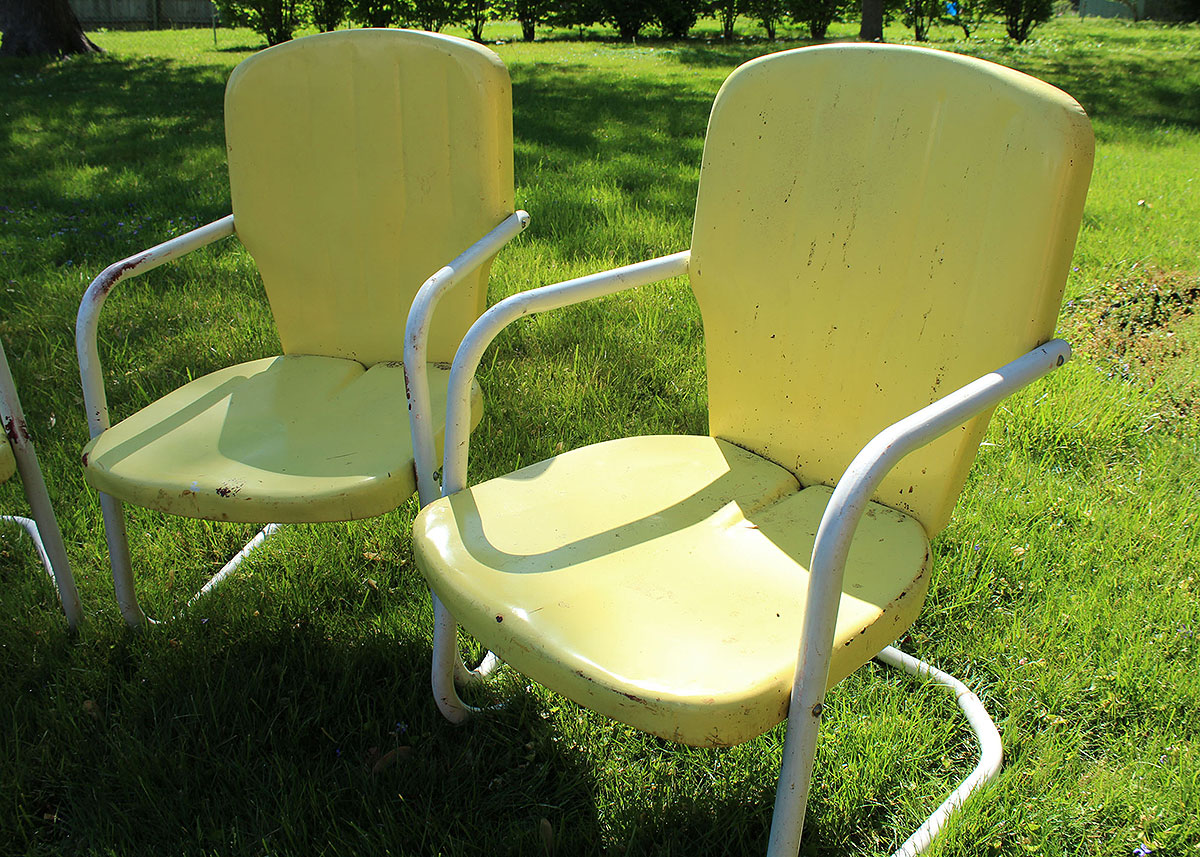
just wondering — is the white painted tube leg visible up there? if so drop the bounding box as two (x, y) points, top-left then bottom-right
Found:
(184, 523), (281, 610)
(875, 646), (1003, 857)
(99, 492), (151, 627)
(0, 341), (84, 630)
(1, 513), (83, 629)
(0, 516), (53, 576)
(432, 593), (490, 722)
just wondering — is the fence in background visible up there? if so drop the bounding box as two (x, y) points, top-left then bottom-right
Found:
(75, 0), (215, 28)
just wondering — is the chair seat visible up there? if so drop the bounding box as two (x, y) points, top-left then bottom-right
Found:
(414, 435), (932, 747)
(83, 355), (481, 523)
(0, 439), (14, 484)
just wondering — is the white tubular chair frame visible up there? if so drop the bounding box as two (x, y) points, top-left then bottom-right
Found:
(425, 248), (1071, 853)
(0, 340), (85, 630)
(79, 213), (528, 628)
(424, 250), (691, 722)
(403, 209), (530, 687)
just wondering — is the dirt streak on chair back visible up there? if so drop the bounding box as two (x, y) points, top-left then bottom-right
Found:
(691, 44), (1093, 535)
(225, 29), (515, 367)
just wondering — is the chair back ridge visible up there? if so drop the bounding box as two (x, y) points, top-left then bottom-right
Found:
(689, 44), (1093, 535)
(225, 29), (515, 367)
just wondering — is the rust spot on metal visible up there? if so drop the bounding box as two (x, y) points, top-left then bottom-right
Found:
(91, 255), (147, 303)
(402, 362), (413, 411)
(3, 416), (29, 444)
(811, 702), (824, 718)
(382, 361), (403, 368)
(216, 480), (243, 498)
(619, 691), (645, 704)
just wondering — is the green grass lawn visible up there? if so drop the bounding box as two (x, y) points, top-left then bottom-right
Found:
(1, 13), (1198, 856)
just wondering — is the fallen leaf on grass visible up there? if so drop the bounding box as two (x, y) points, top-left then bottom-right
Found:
(371, 746), (412, 775)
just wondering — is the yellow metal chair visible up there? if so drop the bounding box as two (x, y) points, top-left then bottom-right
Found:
(2, 340), (84, 630)
(410, 45), (1093, 854)
(76, 29), (528, 628)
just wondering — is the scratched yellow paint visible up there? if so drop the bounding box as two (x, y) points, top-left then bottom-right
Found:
(416, 436), (929, 746)
(226, 28), (515, 366)
(82, 30), (512, 521)
(83, 357), (481, 523)
(414, 45), (1093, 747)
(694, 44), (1093, 536)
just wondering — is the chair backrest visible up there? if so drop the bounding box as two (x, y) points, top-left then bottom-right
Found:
(224, 29), (515, 366)
(690, 44), (1093, 535)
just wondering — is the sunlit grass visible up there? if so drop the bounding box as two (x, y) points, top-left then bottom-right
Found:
(0, 14), (1197, 856)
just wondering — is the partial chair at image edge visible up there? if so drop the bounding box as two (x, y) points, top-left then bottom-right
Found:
(1, 339), (84, 630)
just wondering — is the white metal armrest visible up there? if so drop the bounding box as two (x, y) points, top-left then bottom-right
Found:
(404, 211), (531, 508)
(767, 337), (1073, 856)
(76, 215), (237, 439)
(436, 250), (691, 497)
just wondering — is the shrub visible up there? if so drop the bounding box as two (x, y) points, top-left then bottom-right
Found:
(596, 0), (653, 38)
(786, 0), (847, 38)
(310, 0), (350, 29)
(744, 0), (786, 38)
(213, 0), (305, 44)
(657, 0), (701, 37)
(987, 0), (1052, 41)
(407, 0), (463, 30)
(496, 0), (552, 39)
(348, 0), (402, 26)
(710, 0), (739, 38)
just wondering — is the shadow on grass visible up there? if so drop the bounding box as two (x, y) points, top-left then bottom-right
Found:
(0, 599), (851, 856)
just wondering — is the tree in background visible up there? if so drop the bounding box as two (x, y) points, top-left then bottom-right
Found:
(349, 0), (402, 26)
(710, 0), (739, 38)
(0, 0), (101, 56)
(496, 0), (553, 39)
(943, 0), (985, 37)
(657, 0), (702, 37)
(744, 0), (785, 38)
(461, 0), (492, 38)
(310, 0), (351, 29)
(788, 0), (847, 37)
(546, 0), (600, 35)
(408, 0), (463, 30)
(212, 0), (304, 44)
(903, 0), (939, 39)
(596, 0), (653, 38)
(988, 0), (1051, 41)
(859, 0), (883, 39)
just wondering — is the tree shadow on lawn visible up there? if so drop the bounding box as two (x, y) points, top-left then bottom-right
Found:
(0, 598), (866, 856)
(0, 53), (232, 240)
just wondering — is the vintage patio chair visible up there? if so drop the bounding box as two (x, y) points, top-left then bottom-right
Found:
(1, 340), (84, 630)
(76, 29), (528, 633)
(408, 45), (1093, 854)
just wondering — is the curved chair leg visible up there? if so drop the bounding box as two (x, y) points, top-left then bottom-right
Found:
(432, 594), (507, 722)
(766, 645), (1002, 857)
(1, 514), (84, 630)
(99, 490), (279, 628)
(874, 645), (1003, 857)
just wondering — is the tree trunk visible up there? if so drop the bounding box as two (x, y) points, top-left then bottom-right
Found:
(0, 0), (102, 57)
(859, 0), (884, 40)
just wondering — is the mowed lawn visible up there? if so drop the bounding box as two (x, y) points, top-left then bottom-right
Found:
(0, 14), (1197, 856)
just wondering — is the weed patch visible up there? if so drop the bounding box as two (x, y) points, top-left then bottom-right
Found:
(1061, 265), (1200, 432)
